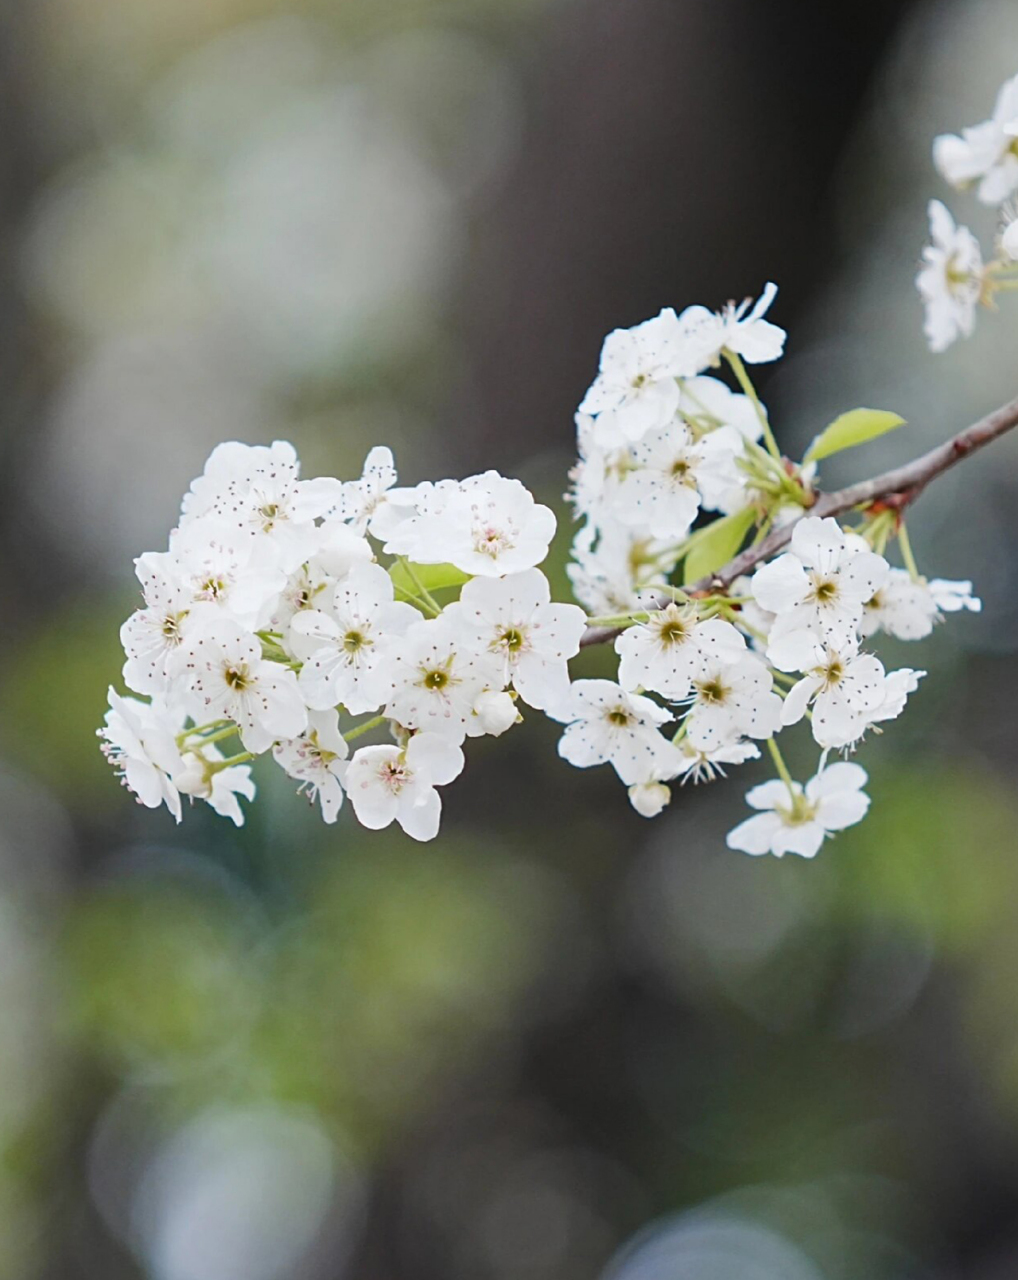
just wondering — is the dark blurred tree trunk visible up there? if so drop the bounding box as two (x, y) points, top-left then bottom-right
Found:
(452, 0), (920, 473)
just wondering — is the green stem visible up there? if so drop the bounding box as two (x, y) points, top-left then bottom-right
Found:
(723, 349), (782, 460)
(398, 559), (442, 616)
(209, 752), (254, 774)
(766, 736), (798, 806)
(585, 611), (653, 628)
(897, 520), (921, 581)
(344, 714), (386, 743)
(194, 724), (241, 748)
(176, 718), (231, 746)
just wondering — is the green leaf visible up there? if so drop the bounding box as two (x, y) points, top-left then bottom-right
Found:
(683, 506), (757, 585)
(389, 560), (470, 602)
(804, 408), (906, 464)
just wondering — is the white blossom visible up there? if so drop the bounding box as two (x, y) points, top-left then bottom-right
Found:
(98, 690), (184, 822)
(549, 679), (680, 785)
(726, 761), (870, 859)
(183, 620), (307, 754)
(273, 709), (349, 823)
(290, 562), (421, 714)
(675, 283), (786, 373)
(752, 517), (889, 649)
(174, 748), (257, 827)
(675, 737), (760, 784)
(677, 375), (763, 441)
(928, 578), (981, 614)
(1004, 215), (1018, 260)
(770, 631), (887, 750)
(683, 653), (782, 753)
(121, 556), (202, 695)
(859, 568), (941, 641)
(916, 200), (984, 354)
(160, 522), (287, 630)
(380, 616), (505, 743)
(334, 446), (402, 537)
(933, 73), (1018, 205)
(579, 309), (690, 446)
(341, 732), (464, 842)
(628, 781), (672, 818)
(444, 569), (586, 711)
(466, 690), (519, 737)
(384, 472), (557, 578)
(180, 440), (343, 571)
(616, 605), (746, 699)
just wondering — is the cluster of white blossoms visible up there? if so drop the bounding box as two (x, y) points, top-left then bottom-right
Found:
(563, 282), (981, 859)
(101, 98), (1009, 856)
(918, 72), (1018, 352)
(100, 440), (587, 840)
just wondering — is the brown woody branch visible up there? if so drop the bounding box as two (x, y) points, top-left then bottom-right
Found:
(580, 391), (1018, 648)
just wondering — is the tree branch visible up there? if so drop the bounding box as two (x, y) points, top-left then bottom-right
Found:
(580, 391), (1018, 648)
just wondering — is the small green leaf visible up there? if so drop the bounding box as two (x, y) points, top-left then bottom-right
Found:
(389, 560), (470, 602)
(804, 408), (906, 464)
(683, 507), (757, 585)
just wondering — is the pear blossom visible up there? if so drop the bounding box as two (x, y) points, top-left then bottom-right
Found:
(121, 557), (202, 695)
(290, 563), (421, 714)
(380, 616), (505, 743)
(566, 519), (651, 616)
(334, 445), (402, 537)
(183, 620), (307, 754)
(444, 569), (587, 711)
(98, 690), (184, 822)
(161, 522), (287, 630)
(341, 732), (465, 841)
(578, 308), (690, 446)
(612, 422), (747, 536)
(616, 605), (746, 699)
(384, 472), (557, 578)
(683, 653), (782, 753)
(933, 73), (1018, 205)
(726, 761), (870, 859)
(752, 517), (889, 649)
(770, 631), (887, 750)
(860, 568), (941, 641)
(465, 690), (519, 737)
(548, 680), (681, 785)
(180, 440), (343, 571)
(916, 200), (984, 354)
(675, 283), (786, 373)
(273, 709), (349, 822)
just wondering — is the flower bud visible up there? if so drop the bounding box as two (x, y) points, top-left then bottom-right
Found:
(472, 690), (518, 736)
(628, 781), (671, 818)
(173, 755), (211, 797)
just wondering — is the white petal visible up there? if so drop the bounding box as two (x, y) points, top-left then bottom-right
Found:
(726, 812), (783, 855)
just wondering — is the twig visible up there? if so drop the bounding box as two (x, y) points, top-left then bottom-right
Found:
(580, 392), (1018, 648)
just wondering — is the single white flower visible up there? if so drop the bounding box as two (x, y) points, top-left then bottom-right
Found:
(916, 200), (984, 354)
(384, 472), (557, 578)
(98, 690), (184, 821)
(335, 445), (401, 537)
(675, 283), (786, 373)
(181, 440), (343, 571)
(770, 631), (887, 750)
(444, 569), (587, 711)
(273, 709), (349, 823)
(933, 73), (1018, 205)
(859, 568), (941, 641)
(566, 519), (654, 616)
(726, 761), (870, 858)
(163, 520), (288, 630)
(612, 422), (746, 538)
(683, 653), (782, 753)
(752, 517), (889, 649)
(380, 616), (505, 743)
(616, 605), (745, 699)
(183, 620), (307, 754)
(290, 562), (421, 714)
(121, 555), (202, 695)
(579, 309), (691, 447)
(265, 522), (374, 632)
(341, 731), (465, 842)
(548, 679), (681, 785)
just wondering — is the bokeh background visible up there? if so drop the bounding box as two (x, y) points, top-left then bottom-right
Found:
(1, 0), (1018, 1275)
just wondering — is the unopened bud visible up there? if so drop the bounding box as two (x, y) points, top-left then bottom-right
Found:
(628, 781), (671, 819)
(473, 690), (518, 737)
